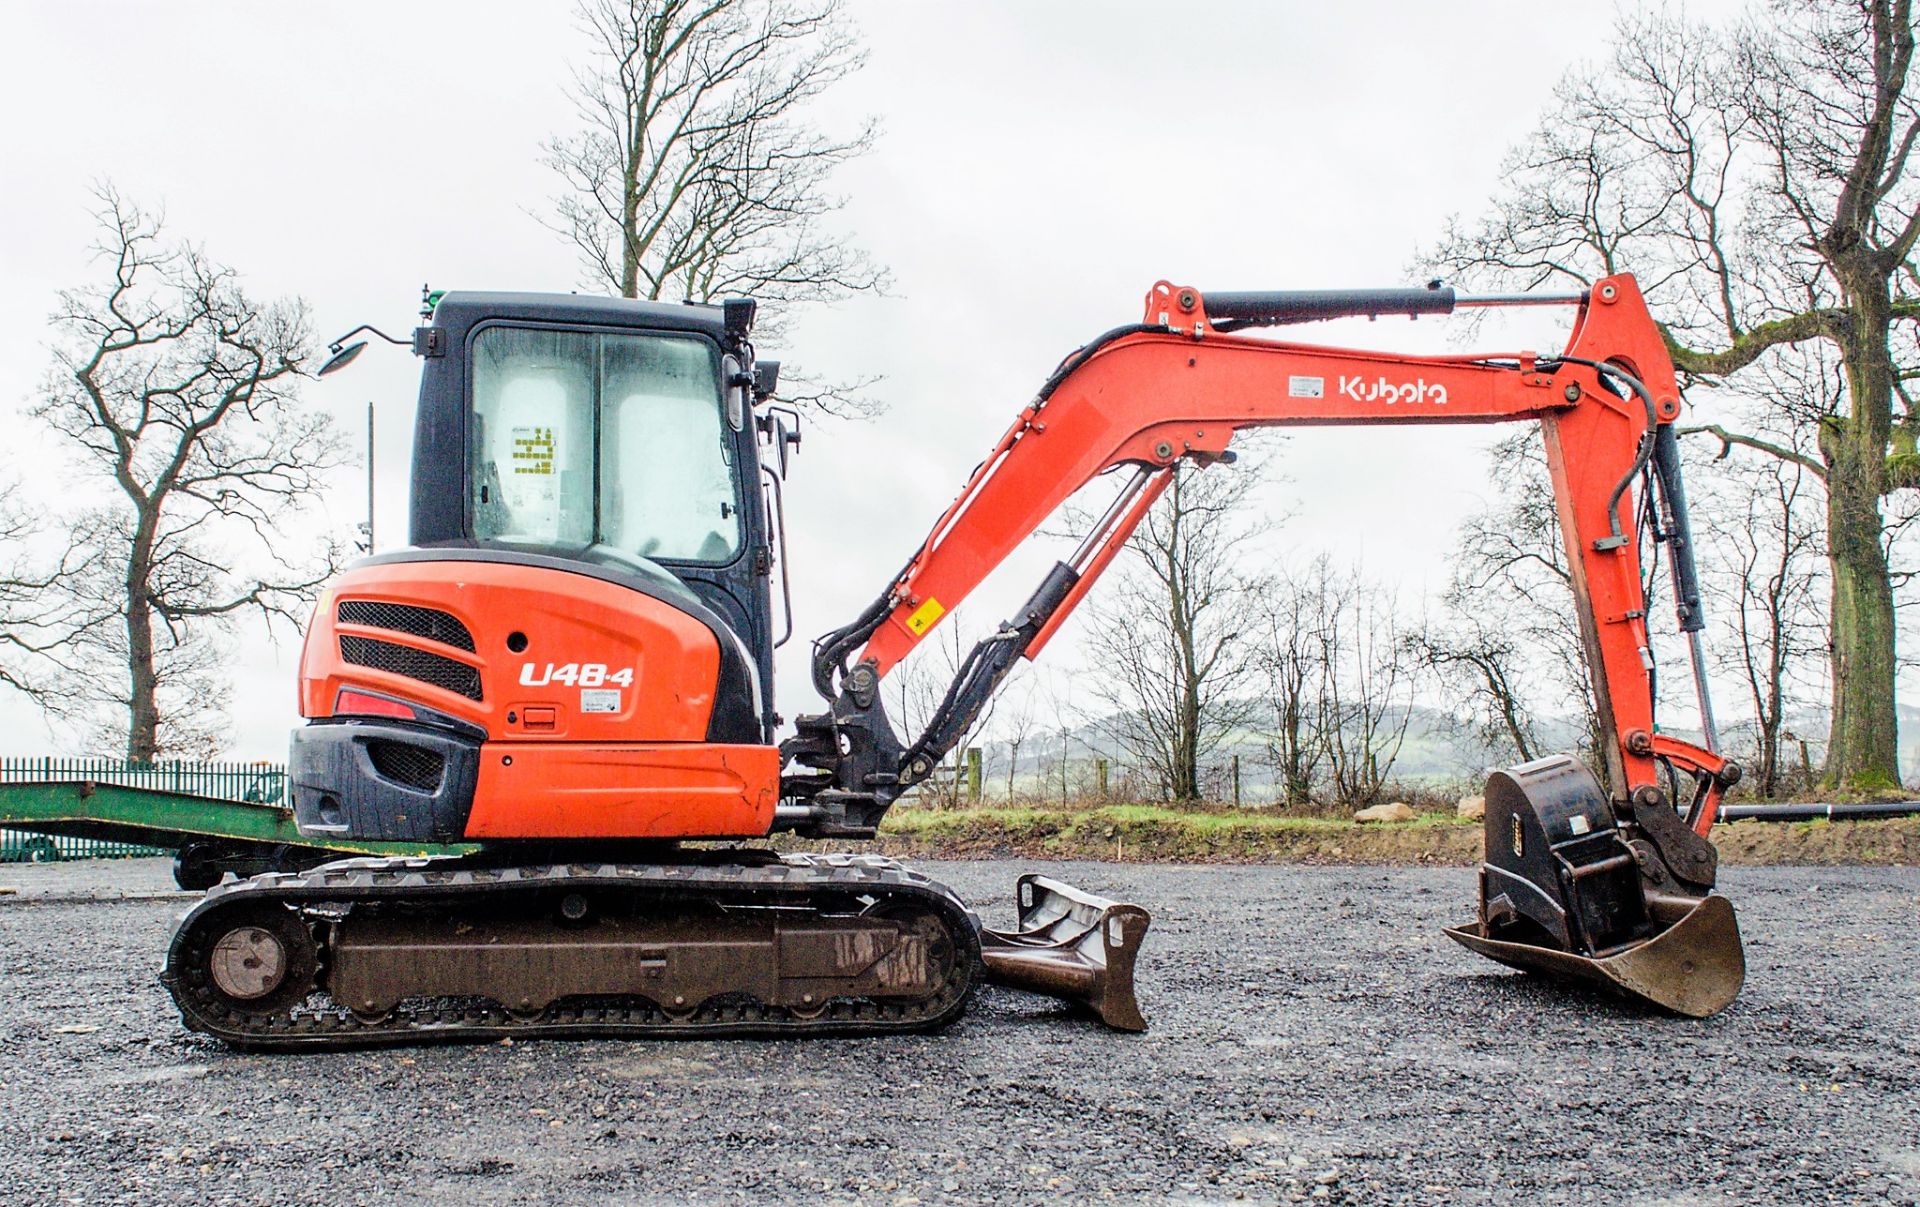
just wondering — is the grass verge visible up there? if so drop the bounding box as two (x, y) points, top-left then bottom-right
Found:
(775, 805), (1920, 866)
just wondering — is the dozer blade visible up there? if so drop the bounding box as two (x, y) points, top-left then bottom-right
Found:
(978, 873), (1150, 1031)
(1445, 893), (1744, 1018)
(1447, 755), (1747, 1018)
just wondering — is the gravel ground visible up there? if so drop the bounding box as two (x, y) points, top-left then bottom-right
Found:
(0, 857), (1914, 1206)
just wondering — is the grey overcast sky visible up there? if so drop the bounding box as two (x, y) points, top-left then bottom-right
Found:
(0, 1), (1748, 759)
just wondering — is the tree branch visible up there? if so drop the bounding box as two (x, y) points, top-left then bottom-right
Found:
(1678, 423), (1829, 478)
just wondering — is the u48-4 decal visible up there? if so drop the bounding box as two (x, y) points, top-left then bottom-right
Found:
(518, 662), (634, 688)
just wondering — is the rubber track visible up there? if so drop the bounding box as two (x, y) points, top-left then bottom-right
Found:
(161, 853), (981, 1050)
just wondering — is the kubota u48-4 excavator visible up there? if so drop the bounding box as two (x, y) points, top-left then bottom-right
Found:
(162, 272), (1745, 1048)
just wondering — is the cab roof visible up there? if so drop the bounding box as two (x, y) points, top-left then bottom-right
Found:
(426, 291), (730, 340)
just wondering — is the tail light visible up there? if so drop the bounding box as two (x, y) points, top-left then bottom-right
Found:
(335, 689), (419, 720)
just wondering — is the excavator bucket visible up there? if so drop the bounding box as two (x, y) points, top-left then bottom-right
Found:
(1443, 756), (1745, 1018)
(978, 874), (1150, 1031)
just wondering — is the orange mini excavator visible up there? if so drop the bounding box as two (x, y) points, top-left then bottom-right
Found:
(163, 273), (1745, 1048)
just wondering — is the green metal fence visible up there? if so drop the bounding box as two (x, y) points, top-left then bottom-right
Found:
(0, 757), (289, 863)
(0, 828), (162, 862)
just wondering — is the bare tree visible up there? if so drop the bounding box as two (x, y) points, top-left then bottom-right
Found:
(0, 479), (107, 709)
(1254, 563), (1331, 807)
(1702, 443), (1828, 795)
(1252, 557), (1417, 807)
(1036, 668), (1086, 805)
(1448, 434), (1607, 766)
(1407, 610), (1540, 766)
(1317, 572), (1416, 807)
(543, 0), (885, 414)
(992, 677), (1041, 802)
(1084, 463), (1260, 803)
(35, 188), (346, 760)
(1424, 1), (1920, 789)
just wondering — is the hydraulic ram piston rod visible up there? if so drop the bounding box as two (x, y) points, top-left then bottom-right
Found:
(1199, 285), (1589, 329)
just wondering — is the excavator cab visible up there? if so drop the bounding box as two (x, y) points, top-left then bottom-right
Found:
(418, 293), (777, 692)
(413, 291), (778, 735)
(287, 293), (783, 848)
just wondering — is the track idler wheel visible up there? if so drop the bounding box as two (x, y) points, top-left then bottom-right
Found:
(191, 904), (321, 1016)
(1443, 755), (1745, 1018)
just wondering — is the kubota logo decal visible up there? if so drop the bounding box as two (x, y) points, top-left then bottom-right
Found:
(1338, 374), (1449, 405)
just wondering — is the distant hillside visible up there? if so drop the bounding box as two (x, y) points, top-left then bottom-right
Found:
(950, 696), (1919, 802)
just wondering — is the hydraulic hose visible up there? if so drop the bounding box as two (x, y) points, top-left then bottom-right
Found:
(1542, 354), (1659, 547)
(1034, 324), (1163, 404)
(1546, 354), (1722, 759)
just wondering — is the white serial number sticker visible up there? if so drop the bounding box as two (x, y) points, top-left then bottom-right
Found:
(580, 689), (621, 714)
(1288, 375), (1324, 398)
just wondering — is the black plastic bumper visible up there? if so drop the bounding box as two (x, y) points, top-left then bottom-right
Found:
(290, 720), (481, 844)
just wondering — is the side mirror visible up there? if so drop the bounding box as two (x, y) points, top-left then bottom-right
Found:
(315, 323), (413, 377)
(317, 341), (368, 377)
(775, 417), (800, 477)
(757, 404), (802, 478)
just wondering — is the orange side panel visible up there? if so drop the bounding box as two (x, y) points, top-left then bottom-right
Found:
(300, 560), (721, 743)
(465, 742), (779, 840)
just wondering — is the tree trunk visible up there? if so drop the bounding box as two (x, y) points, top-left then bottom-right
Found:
(620, 172), (642, 298)
(1823, 444), (1901, 787)
(1756, 720), (1779, 798)
(1173, 678), (1201, 802)
(124, 584), (158, 764)
(123, 510), (162, 764)
(1758, 599), (1786, 798)
(1276, 694), (1314, 807)
(1823, 282), (1902, 789)
(1166, 473), (1202, 803)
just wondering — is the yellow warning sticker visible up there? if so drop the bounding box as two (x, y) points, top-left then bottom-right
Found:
(511, 426), (556, 476)
(905, 598), (946, 635)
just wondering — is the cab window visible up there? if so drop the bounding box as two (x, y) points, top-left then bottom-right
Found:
(469, 326), (741, 563)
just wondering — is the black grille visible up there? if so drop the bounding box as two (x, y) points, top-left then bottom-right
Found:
(365, 740), (446, 792)
(339, 635), (483, 701)
(336, 600), (476, 652)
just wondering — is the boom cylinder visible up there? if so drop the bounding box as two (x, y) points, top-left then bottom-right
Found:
(1202, 284), (1456, 327)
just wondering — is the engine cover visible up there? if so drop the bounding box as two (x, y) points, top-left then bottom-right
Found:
(292, 553), (778, 842)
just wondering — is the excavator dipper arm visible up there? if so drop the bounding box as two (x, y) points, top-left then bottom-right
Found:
(783, 273), (1747, 1018)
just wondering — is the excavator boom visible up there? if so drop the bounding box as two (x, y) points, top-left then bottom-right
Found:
(786, 274), (1744, 1016)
